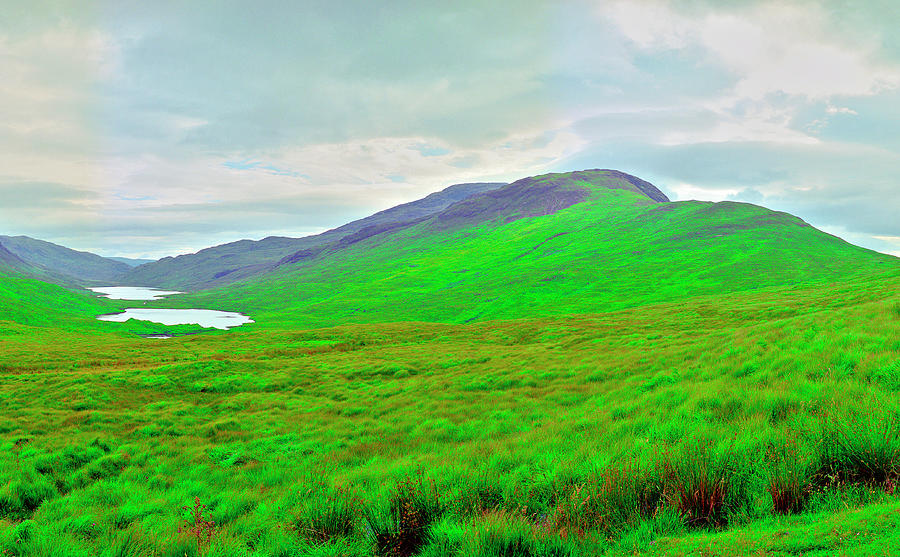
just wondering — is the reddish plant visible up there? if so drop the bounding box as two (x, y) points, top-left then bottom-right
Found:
(548, 463), (662, 538)
(178, 497), (216, 555)
(766, 435), (812, 515)
(660, 443), (736, 528)
(370, 472), (443, 557)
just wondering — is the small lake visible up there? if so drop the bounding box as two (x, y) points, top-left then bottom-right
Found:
(90, 286), (183, 300)
(92, 286), (253, 331)
(98, 308), (253, 330)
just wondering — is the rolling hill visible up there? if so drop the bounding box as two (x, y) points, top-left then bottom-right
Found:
(121, 181), (506, 290)
(0, 235), (131, 284)
(175, 169), (896, 328)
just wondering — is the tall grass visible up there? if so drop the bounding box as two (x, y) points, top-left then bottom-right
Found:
(365, 473), (444, 557)
(659, 438), (748, 527)
(817, 407), (900, 488)
(765, 434), (814, 514)
(295, 484), (362, 543)
(549, 462), (662, 537)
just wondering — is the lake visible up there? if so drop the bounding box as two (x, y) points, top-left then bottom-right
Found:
(97, 308), (253, 330)
(92, 286), (254, 331)
(90, 286), (183, 300)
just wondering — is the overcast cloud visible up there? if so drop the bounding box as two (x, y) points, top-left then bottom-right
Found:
(1, 0), (898, 258)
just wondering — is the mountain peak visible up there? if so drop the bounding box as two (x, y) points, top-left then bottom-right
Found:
(431, 169), (668, 229)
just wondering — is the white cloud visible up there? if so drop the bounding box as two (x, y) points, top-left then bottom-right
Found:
(665, 182), (740, 202)
(825, 104), (858, 115)
(595, 1), (900, 148)
(602, 1), (900, 101)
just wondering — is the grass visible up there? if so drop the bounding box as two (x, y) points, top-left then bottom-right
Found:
(0, 172), (898, 554)
(0, 266), (897, 554)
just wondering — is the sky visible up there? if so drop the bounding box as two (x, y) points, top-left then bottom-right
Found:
(1, 0), (898, 259)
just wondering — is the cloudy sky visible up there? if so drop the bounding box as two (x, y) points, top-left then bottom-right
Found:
(2, 0), (898, 259)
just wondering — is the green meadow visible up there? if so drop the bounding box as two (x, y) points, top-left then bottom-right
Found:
(2, 172), (900, 556)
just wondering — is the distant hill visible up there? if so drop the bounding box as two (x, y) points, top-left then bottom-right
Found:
(0, 235), (131, 284)
(0, 242), (30, 270)
(109, 257), (155, 267)
(174, 169), (897, 328)
(121, 181), (507, 290)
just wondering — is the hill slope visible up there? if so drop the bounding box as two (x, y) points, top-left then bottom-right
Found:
(121, 181), (506, 290)
(0, 268), (110, 328)
(0, 235), (130, 284)
(176, 169), (897, 327)
(0, 243), (30, 271)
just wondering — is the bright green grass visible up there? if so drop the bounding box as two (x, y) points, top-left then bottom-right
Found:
(0, 267), (899, 555)
(0, 269), (107, 329)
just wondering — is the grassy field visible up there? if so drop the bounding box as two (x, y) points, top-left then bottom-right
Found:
(1, 266), (899, 555)
(1, 172), (899, 555)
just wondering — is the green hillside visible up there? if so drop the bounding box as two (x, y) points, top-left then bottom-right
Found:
(0, 269), (108, 329)
(121, 182), (506, 291)
(0, 236), (130, 284)
(177, 170), (895, 328)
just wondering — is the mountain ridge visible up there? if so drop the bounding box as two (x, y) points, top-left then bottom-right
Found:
(120, 181), (508, 290)
(0, 235), (131, 284)
(169, 168), (895, 329)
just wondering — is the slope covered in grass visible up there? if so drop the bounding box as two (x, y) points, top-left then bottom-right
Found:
(0, 269), (197, 337)
(0, 269), (110, 329)
(177, 170), (896, 328)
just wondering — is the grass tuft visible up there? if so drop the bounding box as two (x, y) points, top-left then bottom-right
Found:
(366, 472), (444, 557)
(817, 408), (900, 488)
(660, 439), (746, 528)
(550, 462), (662, 537)
(295, 484), (362, 543)
(766, 434), (814, 514)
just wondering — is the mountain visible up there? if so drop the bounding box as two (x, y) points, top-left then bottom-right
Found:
(175, 169), (896, 328)
(109, 257), (155, 267)
(0, 239), (83, 285)
(0, 242), (30, 270)
(120, 181), (507, 290)
(0, 235), (130, 284)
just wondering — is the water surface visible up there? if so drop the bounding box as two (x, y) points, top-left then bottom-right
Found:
(97, 308), (253, 330)
(90, 286), (183, 300)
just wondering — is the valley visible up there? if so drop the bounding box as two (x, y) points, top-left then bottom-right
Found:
(1, 170), (899, 555)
